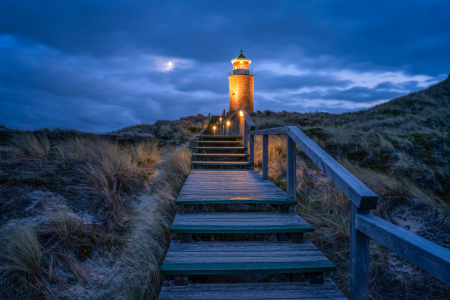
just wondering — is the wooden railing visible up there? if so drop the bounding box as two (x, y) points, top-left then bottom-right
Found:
(215, 110), (450, 298)
(248, 126), (450, 299)
(216, 107), (256, 166)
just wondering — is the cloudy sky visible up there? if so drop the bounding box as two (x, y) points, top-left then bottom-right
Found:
(0, 0), (449, 132)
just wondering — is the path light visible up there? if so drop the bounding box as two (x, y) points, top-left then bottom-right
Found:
(213, 126), (216, 136)
(240, 110), (244, 117)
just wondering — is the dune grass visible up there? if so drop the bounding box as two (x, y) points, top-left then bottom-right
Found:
(109, 147), (192, 300)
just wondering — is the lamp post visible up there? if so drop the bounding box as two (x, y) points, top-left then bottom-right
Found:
(213, 126), (216, 136)
(227, 120), (230, 135)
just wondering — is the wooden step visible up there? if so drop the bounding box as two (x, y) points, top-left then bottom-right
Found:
(195, 141), (244, 144)
(193, 153), (249, 157)
(194, 147), (247, 150)
(170, 212), (314, 233)
(176, 197), (297, 206)
(161, 240), (337, 276)
(192, 161), (254, 166)
(178, 170), (288, 202)
(159, 279), (347, 300)
(197, 135), (243, 139)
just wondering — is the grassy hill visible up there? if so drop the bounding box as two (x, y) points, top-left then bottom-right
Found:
(249, 77), (450, 299)
(252, 76), (450, 207)
(0, 116), (206, 299)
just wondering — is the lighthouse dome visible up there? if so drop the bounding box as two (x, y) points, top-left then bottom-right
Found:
(231, 50), (252, 64)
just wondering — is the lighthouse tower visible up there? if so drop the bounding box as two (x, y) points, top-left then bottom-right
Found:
(228, 50), (254, 113)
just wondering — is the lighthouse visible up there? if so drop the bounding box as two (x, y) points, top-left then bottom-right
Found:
(228, 50), (254, 113)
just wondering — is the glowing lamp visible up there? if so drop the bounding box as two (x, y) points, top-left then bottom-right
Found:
(239, 110), (244, 117)
(227, 121), (230, 126)
(213, 126), (216, 130)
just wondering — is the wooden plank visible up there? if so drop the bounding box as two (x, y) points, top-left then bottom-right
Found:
(189, 170), (260, 174)
(244, 123), (249, 153)
(350, 204), (370, 300)
(159, 280), (347, 300)
(164, 243), (330, 258)
(179, 190), (286, 194)
(180, 185), (285, 190)
(196, 135), (242, 138)
(251, 127), (288, 135)
(171, 225), (313, 233)
(166, 240), (320, 251)
(287, 135), (296, 201)
(192, 154), (249, 157)
(195, 141), (244, 143)
(161, 261), (336, 275)
(356, 213), (450, 286)
(181, 183), (277, 187)
(180, 186), (281, 190)
(175, 198), (297, 205)
(172, 212), (307, 221)
(263, 135), (269, 180)
(250, 134), (255, 167)
(178, 192), (287, 196)
(178, 195), (287, 198)
(170, 212), (314, 233)
(182, 181), (279, 185)
(194, 147), (247, 150)
(192, 161), (254, 166)
(244, 113), (256, 130)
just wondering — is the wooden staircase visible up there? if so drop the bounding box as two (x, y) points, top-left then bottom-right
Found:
(192, 123), (253, 169)
(158, 132), (347, 299)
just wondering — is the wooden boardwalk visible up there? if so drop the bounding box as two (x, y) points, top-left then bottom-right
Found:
(158, 111), (450, 299)
(158, 133), (346, 299)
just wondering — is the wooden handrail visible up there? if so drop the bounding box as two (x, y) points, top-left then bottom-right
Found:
(356, 213), (450, 285)
(251, 126), (378, 209)
(250, 124), (450, 300)
(214, 107), (256, 167)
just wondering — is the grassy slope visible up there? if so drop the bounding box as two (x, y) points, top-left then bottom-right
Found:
(0, 116), (205, 299)
(253, 77), (450, 206)
(251, 77), (450, 299)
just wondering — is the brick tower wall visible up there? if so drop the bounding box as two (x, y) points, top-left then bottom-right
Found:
(228, 75), (254, 113)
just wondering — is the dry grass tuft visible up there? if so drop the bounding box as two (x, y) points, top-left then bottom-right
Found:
(0, 225), (48, 298)
(11, 132), (50, 159)
(132, 140), (162, 168)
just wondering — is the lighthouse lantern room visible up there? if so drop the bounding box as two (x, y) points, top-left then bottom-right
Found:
(228, 50), (254, 113)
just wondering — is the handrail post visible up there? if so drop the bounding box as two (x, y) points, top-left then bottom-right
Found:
(239, 115), (244, 137)
(262, 135), (269, 180)
(249, 134), (254, 170)
(287, 136), (296, 201)
(244, 125), (249, 153)
(350, 203), (370, 300)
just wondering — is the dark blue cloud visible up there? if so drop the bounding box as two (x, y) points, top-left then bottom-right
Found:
(0, 0), (449, 131)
